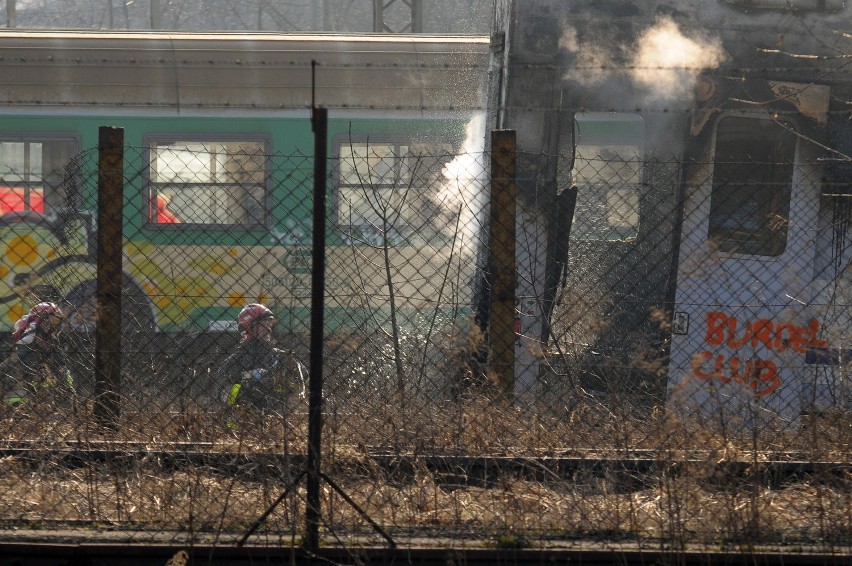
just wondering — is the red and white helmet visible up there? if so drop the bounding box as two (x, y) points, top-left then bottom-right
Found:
(29, 302), (64, 338)
(11, 302), (64, 343)
(11, 315), (32, 344)
(237, 303), (275, 343)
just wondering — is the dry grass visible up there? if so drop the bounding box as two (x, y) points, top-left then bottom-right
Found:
(0, 390), (849, 550)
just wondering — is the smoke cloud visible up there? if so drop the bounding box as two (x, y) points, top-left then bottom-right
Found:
(436, 113), (487, 254)
(629, 17), (726, 100)
(560, 16), (726, 101)
(559, 26), (615, 87)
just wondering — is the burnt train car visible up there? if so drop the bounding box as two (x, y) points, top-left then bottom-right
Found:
(489, 0), (852, 421)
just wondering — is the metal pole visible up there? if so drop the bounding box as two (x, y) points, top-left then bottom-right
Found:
(411, 0), (423, 33)
(95, 126), (124, 429)
(488, 129), (517, 398)
(373, 0), (423, 33)
(305, 101), (327, 553)
(372, 0), (384, 32)
(6, 0), (16, 28)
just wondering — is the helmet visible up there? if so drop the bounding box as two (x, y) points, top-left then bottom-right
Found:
(237, 303), (275, 343)
(10, 302), (64, 344)
(27, 302), (64, 339)
(11, 315), (32, 344)
(30, 302), (63, 319)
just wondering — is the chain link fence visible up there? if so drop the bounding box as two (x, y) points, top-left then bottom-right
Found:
(0, 134), (849, 553)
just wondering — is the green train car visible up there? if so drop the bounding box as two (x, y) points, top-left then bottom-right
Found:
(0, 31), (489, 339)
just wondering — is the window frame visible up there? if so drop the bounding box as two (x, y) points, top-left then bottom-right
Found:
(333, 134), (454, 235)
(707, 115), (798, 258)
(0, 132), (81, 214)
(143, 133), (271, 230)
(569, 112), (645, 242)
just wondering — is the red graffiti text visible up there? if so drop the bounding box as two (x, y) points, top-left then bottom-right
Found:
(690, 352), (781, 396)
(689, 312), (827, 397)
(704, 311), (828, 352)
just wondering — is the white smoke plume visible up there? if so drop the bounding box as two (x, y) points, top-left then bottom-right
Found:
(436, 113), (487, 254)
(560, 16), (726, 100)
(629, 17), (726, 100)
(559, 25), (614, 87)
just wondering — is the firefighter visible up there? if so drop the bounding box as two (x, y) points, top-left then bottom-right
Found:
(153, 193), (181, 224)
(0, 302), (75, 408)
(218, 303), (302, 427)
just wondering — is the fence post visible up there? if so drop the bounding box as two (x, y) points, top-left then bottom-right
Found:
(305, 106), (327, 553)
(488, 130), (517, 398)
(6, 0), (15, 28)
(95, 126), (124, 429)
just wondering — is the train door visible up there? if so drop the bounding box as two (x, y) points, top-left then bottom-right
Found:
(668, 80), (832, 424)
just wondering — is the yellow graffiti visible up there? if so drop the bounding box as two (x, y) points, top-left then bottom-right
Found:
(5, 235), (39, 267)
(6, 303), (26, 323)
(188, 256), (234, 276)
(125, 242), (154, 257)
(131, 260), (164, 280)
(121, 243), (250, 327)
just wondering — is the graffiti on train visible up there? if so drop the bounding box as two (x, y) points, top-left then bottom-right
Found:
(689, 311), (829, 397)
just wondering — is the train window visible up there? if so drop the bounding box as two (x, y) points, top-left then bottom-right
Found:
(0, 137), (77, 214)
(147, 139), (267, 226)
(570, 113), (644, 241)
(336, 140), (449, 232)
(708, 117), (796, 256)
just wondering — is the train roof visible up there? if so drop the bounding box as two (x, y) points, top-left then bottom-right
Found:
(0, 31), (490, 115)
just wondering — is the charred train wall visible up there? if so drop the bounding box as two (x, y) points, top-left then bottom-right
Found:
(488, 0), (852, 400)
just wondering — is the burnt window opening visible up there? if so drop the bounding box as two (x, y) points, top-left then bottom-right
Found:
(708, 117), (797, 257)
(569, 113), (644, 242)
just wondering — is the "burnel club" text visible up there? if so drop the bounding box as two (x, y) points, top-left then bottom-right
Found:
(689, 311), (828, 396)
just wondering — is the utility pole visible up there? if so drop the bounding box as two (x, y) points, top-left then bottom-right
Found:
(373, 0), (423, 33)
(7, 0), (16, 28)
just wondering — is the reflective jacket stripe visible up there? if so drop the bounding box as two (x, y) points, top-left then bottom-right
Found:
(226, 383), (242, 406)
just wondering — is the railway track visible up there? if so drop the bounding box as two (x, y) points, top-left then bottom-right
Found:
(0, 440), (849, 564)
(0, 542), (850, 566)
(0, 440), (848, 486)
